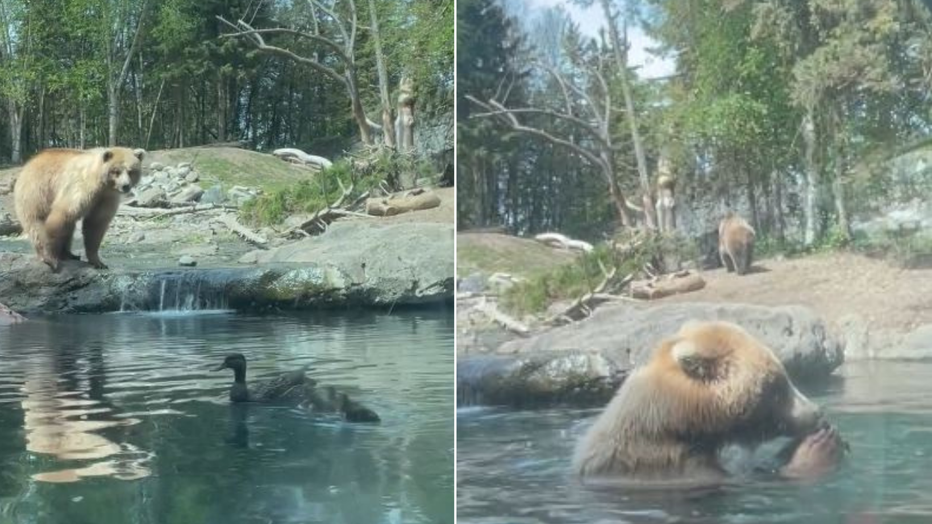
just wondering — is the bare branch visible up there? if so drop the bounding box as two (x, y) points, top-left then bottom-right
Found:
(470, 107), (610, 149)
(217, 17), (348, 87)
(218, 27), (348, 61)
(467, 96), (608, 173)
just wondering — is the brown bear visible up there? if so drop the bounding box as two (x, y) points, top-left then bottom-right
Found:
(718, 212), (755, 275)
(14, 147), (145, 271)
(573, 320), (845, 485)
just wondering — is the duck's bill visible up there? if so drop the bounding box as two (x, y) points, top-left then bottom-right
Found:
(211, 363), (227, 371)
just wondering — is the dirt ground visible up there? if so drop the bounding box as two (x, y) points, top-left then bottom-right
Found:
(662, 251), (932, 332)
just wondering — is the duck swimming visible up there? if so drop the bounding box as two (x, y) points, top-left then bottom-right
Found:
(213, 353), (380, 423)
(213, 353), (314, 403)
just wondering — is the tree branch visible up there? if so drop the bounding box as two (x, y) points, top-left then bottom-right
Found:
(217, 17), (348, 87)
(218, 26), (348, 61)
(467, 96), (609, 172)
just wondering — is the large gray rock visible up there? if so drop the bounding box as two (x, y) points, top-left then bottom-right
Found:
(459, 302), (844, 408)
(267, 220), (454, 305)
(0, 302), (25, 325)
(0, 220), (454, 313)
(0, 212), (21, 237)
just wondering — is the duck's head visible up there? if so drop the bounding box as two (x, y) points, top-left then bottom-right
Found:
(213, 353), (247, 372)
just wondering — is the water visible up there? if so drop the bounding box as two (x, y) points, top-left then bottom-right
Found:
(457, 361), (932, 524)
(0, 309), (453, 524)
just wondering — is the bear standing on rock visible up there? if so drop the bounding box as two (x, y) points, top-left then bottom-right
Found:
(573, 320), (846, 486)
(14, 147), (145, 272)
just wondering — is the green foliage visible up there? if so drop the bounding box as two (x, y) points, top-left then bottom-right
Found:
(239, 151), (429, 226)
(500, 232), (699, 315)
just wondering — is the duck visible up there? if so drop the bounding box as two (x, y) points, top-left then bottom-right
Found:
(213, 353), (381, 423)
(212, 353), (316, 403)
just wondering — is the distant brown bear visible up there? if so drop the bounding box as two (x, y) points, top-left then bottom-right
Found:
(718, 213), (755, 275)
(573, 320), (845, 485)
(14, 147), (145, 271)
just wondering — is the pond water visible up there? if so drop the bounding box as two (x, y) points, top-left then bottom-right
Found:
(457, 361), (932, 524)
(0, 309), (453, 524)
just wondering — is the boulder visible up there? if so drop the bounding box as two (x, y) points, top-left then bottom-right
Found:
(459, 301), (844, 408)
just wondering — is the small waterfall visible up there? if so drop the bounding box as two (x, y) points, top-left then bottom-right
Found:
(115, 270), (238, 313)
(150, 272), (230, 313)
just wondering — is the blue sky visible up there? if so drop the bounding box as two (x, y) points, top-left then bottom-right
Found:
(523, 0), (676, 80)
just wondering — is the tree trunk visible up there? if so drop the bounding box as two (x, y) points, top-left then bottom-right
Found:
(802, 109), (819, 246)
(599, 0), (656, 230)
(345, 70), (372, 146)
(396, 77), (416, 152)
(773, 171), (785, 242)
(108, 83), (119, 146)
(8, 100), (22, 164)
(368, 0), (394, 149)
(745, 168), (759, 232)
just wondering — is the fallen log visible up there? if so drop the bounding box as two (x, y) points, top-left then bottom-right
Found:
(544, 269), (631, 325)
(272, 148), (333, 169)
(535, 232), (594, 253)
(631, 272), (705, 300)
(216, 213), (268, 247)
(366, 188), (441, 217)
(473, 300), (530, 336)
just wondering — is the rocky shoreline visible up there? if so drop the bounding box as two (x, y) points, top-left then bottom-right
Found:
(0, 220), (454, 314)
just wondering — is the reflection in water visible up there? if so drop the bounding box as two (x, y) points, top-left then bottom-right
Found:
(0, 309), (453, 524)
(457, 361), (932, 524)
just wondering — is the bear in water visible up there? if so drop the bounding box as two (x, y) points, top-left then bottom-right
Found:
(573, 320), (845, 486)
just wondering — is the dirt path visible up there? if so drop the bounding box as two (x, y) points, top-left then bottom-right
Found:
(661, 252), (932, 332)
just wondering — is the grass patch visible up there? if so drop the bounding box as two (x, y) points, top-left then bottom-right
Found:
(238, 151), (433, 226)
(500, 232), (698, 315)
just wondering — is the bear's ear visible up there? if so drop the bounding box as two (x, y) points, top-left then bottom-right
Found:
(672, 339), (720, 382)
(102, 150), (113, 163)
(133, 148), (146, 160)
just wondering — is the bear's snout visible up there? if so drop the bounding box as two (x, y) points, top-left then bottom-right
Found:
(119, 183), (132, 194)
(786, 385), (823, 435)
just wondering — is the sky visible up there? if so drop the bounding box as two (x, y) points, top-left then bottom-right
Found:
(522, 0), (676, 80)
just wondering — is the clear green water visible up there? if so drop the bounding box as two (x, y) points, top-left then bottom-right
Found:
(457, 361), (932, 524)
(0, 309), (453, 524)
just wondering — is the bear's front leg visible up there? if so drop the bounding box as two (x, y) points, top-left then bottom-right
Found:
(82, 199), (118, 270)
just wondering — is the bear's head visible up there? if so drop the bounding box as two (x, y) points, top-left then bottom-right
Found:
(101, 147), (145, 195)
(648, 320), (823, 447)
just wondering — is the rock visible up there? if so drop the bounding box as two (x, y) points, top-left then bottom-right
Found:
(149, 162), (164, 171)
(0, 221), (453, 314)
(201, 185), (225, 205)
(128, 231), (146, 243)
(457, 274), (486, 294)
(238, 250), (264, 265)
(0, 302), (25, 325)
(178, 162), (191, 169)
(177, 244), (217, 257)
(178, 256), (197, 267)
(266, 220), (454, 306)
(132, 188), (168, 208)
(458, 302), (844, 408)
(487, 272), (521, 294)
(0, 212), (22, 236)
(228, 186), (259, 207)
(177, 166), (192, 178)
(184, 171), (199, 183)
(170, 185), (204, 205)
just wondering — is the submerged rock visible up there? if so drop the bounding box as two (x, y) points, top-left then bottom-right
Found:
(458, 301), (844, 408)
